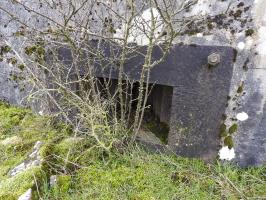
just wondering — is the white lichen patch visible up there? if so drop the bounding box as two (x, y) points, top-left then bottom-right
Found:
(196, 33), (203, 37)
(236, 112), (249, 121)
(114, 7), (163, 46)
(237, 42), (245, 51)
(219, 146), (235, 161)
(38, 110), (44, 116)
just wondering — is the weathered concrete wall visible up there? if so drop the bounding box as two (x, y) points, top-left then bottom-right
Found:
(235, 0), (266, 167)
(0, 62), (25, 105)
(0, 0), (266, 166)
(176, 0), (266, 166)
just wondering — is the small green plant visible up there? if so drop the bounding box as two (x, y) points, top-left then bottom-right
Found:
(24, 46), (37, 56)
(219, 123), (228, 138)
(237, 82), (244, 93)
(17, 64), (25, 71)
(229, 124), (238, 134)
(245, 29), (254, 36)
(7, 57), (17, 65)
(1, 45), (12, 54)
(224, 136), (234, 149)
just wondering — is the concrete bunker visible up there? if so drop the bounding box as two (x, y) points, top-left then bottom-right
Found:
(59, 41), (235, 161)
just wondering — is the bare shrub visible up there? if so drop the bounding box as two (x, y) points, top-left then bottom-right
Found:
(0, 0), (196, 151)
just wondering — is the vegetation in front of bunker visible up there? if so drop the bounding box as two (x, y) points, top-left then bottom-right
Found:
(38, 149), (266, 200)
(0, 102), (265, 200)
(0, 101), (72, 199)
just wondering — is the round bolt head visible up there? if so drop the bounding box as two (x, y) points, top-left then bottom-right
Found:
(208, 53), (221, 66)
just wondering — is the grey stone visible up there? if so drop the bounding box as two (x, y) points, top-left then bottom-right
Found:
(28, 150), (38, 159)
(33, 141), (43, 150)
(9, 141), (43, 176)
(10, 163), (26, 177)
(18, 188), (32, 200)
(49, 175), (57, 187)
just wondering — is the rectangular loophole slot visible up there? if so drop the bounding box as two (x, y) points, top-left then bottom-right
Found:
(144, 84), (173, 144)
(88, 78), (173, 144)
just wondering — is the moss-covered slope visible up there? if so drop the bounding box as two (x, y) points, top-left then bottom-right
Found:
(0, 102), (71, 199)
(0, 102), (265, 200)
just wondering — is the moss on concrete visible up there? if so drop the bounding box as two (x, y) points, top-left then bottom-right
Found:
(237, 82), (244, 94)
(229, 124), (238, 134)
(245, 29), (255, 36)
(224, 136), (234, 149)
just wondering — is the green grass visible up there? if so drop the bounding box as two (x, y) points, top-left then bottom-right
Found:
(41, 148), (266, 200)
(0, 101), (265, 200)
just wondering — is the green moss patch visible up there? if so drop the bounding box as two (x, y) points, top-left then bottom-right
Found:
(0, 102), (29, 138)
(229, 124), (238, 134)
(0, 167), (44, 200)
(245, 29), (255, 36)
(224, 136), (234, 149)
(0, 102), (71, 199)
(237, 82), (244, 94)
